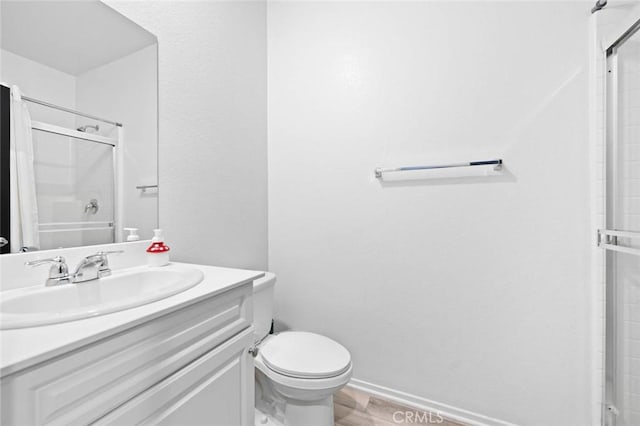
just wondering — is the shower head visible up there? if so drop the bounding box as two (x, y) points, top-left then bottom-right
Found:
(591, 0), (606, 13)
(77, 124), (99, 133)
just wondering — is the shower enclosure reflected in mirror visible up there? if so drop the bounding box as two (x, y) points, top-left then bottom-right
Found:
(0, 0), (158, 254)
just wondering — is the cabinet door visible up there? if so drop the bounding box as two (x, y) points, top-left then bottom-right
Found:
(1, 284), (252, 426)
(93, 327), (254, 426)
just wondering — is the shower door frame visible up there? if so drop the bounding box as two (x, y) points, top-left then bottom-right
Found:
(603, 16), (640, 426)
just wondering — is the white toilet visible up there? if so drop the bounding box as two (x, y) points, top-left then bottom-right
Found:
(252, 273), (352, 426)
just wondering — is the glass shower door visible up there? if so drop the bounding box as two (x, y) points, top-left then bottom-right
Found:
(604, 22), (640, 426)
(32, 126), (116, 250)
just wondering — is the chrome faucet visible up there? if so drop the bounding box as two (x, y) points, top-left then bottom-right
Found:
(25, 256), (70, 286)
(72, 251), (122, 283)
(25, 251), (123, 286)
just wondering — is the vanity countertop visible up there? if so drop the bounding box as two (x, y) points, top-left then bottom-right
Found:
(0, 262), (263, 378)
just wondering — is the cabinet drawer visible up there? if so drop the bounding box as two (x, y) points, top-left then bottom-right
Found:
(1, 283), (252, 426)
(93, 327), (254, 426)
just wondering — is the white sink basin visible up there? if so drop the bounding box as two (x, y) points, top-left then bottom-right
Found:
(0, 264), (204, 329)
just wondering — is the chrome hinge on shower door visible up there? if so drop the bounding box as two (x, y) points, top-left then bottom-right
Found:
(598, 229), (640, 257)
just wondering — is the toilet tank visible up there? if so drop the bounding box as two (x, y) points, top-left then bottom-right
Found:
(253, 272), (276, 342)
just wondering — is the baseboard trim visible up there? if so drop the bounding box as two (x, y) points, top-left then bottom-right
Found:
(348, 378), (518, 426)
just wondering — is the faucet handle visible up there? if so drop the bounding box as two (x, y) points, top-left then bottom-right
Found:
(84, 250), (123, 261)
(25, 256), (70, 286)
(88, 250), (124, 277)
(90, 250), (124, 256)
(91, 250), (123, 262)
(98, 250), (124, 256)
(25, 255), (67, 268)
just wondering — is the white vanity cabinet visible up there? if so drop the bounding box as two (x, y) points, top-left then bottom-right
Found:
(0, 282), (254, 426)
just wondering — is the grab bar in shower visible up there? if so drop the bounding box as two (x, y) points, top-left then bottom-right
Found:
(598, 229), (640, 257)
(374, 159), (503, 178)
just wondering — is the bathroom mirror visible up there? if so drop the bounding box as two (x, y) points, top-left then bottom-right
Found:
(0, 0), (158, 254)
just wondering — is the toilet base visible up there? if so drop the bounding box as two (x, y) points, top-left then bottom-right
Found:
(254, 408), (281, 426)
(254, 397), (334, 426)
(284, 396), (334, 426)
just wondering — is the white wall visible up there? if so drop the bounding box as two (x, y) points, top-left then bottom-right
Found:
(0, 49), (76, 119)
(105, 1), (268, 270)
(76, 44), (159, 242)
(268, 2), (591, 425)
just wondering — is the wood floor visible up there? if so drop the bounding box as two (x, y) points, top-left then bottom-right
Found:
(334, 386), (468, 426)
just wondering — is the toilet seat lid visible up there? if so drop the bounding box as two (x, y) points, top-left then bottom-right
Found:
(260, 331), (351, 379)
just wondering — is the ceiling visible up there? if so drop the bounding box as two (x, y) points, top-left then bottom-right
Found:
(1, 0), (157, 76)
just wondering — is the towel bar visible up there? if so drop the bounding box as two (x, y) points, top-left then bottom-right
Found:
(374, 159), (503, 178)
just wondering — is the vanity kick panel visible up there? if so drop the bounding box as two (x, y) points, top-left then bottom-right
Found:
(0, 284), (252, 426)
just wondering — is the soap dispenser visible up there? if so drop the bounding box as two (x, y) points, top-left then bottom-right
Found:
(124, 227), (140, 242)
(146, 229), (170, 267)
